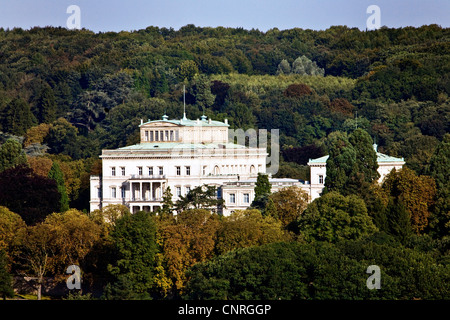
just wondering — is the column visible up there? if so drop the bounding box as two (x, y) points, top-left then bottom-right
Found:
(150, 182), (153, 201)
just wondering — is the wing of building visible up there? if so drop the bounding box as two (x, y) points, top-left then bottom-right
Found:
(305, 144), (405, 201)
(90, 114), (405, 214)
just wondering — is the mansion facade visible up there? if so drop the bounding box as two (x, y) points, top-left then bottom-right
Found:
(90, 114), (404, 215)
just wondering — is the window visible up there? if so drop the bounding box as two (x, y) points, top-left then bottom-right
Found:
(186, 186), (191, 195)
(165, 130), (169, 141)
(121, 187), (125, 198)
(159, 167), (164, 175)
(170, 130), (174, 141)
(176, 187), (181, 197)
(111, 187), (116, 198)
(148, 167), (153, 176)
(243, 193), (250, 203)
(155, 131), (159, 141)
(230, 193), (236, 203)
(111, 167), (116, 176)
(319, 175), (324, 184)
(203, 166), (207, 175)
(175, 130), (179, 141)
(150, 131), (154, 142)
(186, 166), (190, 176)
(97, 187), (101, 198)
(144, 130), (148, 141)
(138, 167), (143, 176)
(121, 167), (126, 176)
(176, 166), (181, 176)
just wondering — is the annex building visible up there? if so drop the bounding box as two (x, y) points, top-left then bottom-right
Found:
(90, 114), (405, 215)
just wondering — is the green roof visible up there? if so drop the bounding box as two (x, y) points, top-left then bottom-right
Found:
(140, 117), (229, 127)
(308, 152), (404, 164)
(117, 142), (248, 151)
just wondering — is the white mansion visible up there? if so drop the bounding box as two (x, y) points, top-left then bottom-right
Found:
(90, 114), (404, 215)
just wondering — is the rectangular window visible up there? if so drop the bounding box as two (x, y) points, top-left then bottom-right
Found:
(111, 167), (116, 176)
(121, 167), (125, 176)
(243, 193), (250, 203)
(186, 166), (190, 176)
(186, 186), (191, 195)
(144, 130), (148, 141)
(203, 166), (207, 176)
(121, 187), (125, 198)
(97, 187), (101, 198)
(155, 131), (159, 141)
(176, 166), (181, 176)
(165, 130), (169, 141)
(170, 130), (174, 141)
(148, 167), (153, 176)
(160, 131), (164, 141)
(175, 130), (179, 141)
(319, 175), (324, 184)
(150, 131), (154, 142)
(176, 187), (181, 197)
(138, 167), (143, 176)
(111, 187), (116, 198)
(159, 167), (164, 175)
(230, 193), (236, 204)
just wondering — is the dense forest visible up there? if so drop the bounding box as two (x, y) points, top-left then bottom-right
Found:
(0, 24), (449, 300)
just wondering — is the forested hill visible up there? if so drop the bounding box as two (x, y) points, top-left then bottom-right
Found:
(0, 24), (448, 209)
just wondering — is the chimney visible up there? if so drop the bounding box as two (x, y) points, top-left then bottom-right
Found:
(224, 118), (228, 124)
(140, 119), (143, 125)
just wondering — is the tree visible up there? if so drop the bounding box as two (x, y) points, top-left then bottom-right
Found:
(323, 131), (356, 194)
(106, 211), (158, 299)
(17, 223), (55, 300)
(0, 98), (35, 135)
(426, 133), (450, 237)
(276, 59), (291, 75)
(382, 168), (437, 234)
(160, 209), (220, 295)
(251, 173), (272, 212)
(35, 85), (57, 124)
(268, 186), (309, 229)
(298, 191), (378, 243)
(0, 139), (27, 172)
(175, 185), (223, 213)
(385, 199), (413, 243)
(159, 186), (174, 218)
(346, 128), (380, 196)
(177, 60), (199, 82)
(0, 249), (14, 300)
(215, 209), (287, 255)
(0, 165), (60, 225)
(0, 206), (26, 263)
(291, 55), (324, 76)
(48, 161), (69, 212)
(42, 209), (102, 277)
(44, 118), (80, 159)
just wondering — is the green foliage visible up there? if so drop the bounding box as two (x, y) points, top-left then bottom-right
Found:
(175, 185), (224, 213)
(185, 240), (450, 300)
(106, 211), (158, 298)
(0, 139), (27, 172)
(251, 173), (272, 212)
(298, 192), (378, 243)
(0, 249), (14, 299)
(47, 161), (69, 212)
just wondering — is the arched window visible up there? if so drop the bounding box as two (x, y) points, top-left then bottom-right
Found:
(250, 165), (256, 174)
(214, 165), (220, 175)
